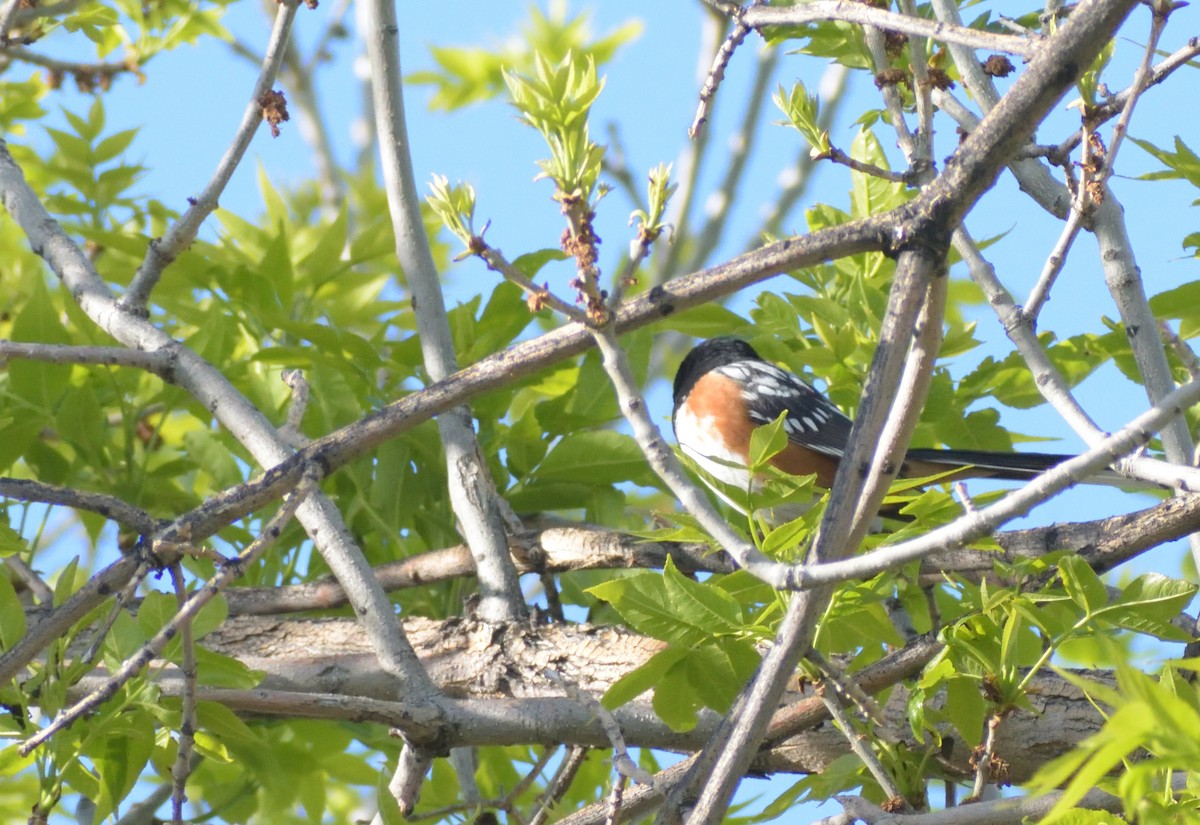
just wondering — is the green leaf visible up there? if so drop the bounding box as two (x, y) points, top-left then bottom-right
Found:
(1058, 555), (1107, 615)
(92, 127), (138, 163)
(0, 572), (26, 648)
(1099, 574), (1197, 641)
(588, 557), (742, 645)
(748, 410), (790, 469)
(9, 277), (72, 413)
(774, 81), (828, 153)
(658, 304), (748, 337)
(660, 558), (744, 633)
(512, 248), (570, 279)
(685, 637), (759, 712)
(602, 646), (687, 709)
(298, 207), (349, 281)
(192, 646), (264, 688)
(88, 709), (156, 818)
(53, 555), (81, 607)
(375, 761), (406, 825)
(0, 521), (28, 558)
(526, 430), (651, 486)
(652, 657), (705, 732)
(1131, 135), (1200, 188)
(183, 429), (245, 489)
(137, 591), (176, 637)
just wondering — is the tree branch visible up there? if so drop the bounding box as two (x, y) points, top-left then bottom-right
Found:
(357, 0), (526, 622)
(0, 477), (162, 534)
(0, 341), (176, 378)
(120, 0), (301, 309)
(742, 2), (1040, 58)
(0, 126), (438, 705)
(20, 470), (318, 755)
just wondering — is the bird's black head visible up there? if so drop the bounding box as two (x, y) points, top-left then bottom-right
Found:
(672, 337), (764, 408)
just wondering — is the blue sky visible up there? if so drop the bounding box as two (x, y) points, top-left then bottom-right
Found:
(15, 0), (1200, 819)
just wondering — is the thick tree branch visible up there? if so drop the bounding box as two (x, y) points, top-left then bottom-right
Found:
(62, 616), (1107, 786)
(356, 0), (523, 622)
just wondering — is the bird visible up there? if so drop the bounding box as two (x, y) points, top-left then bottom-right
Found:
(671, 337), (1078, 509)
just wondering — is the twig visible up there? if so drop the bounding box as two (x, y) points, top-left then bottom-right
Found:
(601, 123), (644, 213)
(221, 526), (725, 614)
(1055, 35), (1200, 158)
(685, 44), (778, 271)
(822, 145), (913, 183)
(952, 480), (978, 516)
(3, 555), (54, 604)
(0, 341), (176, 379)
(358, 0), (524, 622)
(451, 747), (480, 804)
(475, 242), (588, 323)
(1090, 27), (1200, 566)
(966, 712), (1007, 801)
(209, 489), (1200, 615)
(742, 2), (1040, 57)
(280, 41), (343, 216)
(382, 743), (433, 817)
(753, 63), (849, 247)
(529, 747), (589, 825)
(0, 46), (139, 82)
(505, 746), (557, 808)
(0, 477), (161, 534)
(930, 0), (1002, 113)
(278, 368), (311, 448)
(19, 470), (318, 755)
(6, 0), (83, 27)
(544, 670), (658, 791)
(863, 25), (918, 164)
(603, 773), (627, 825)
(1096, 1), (1171, 181)
(929, 92), (1070, 220)
(168, 563), (197, 824)
(0, 556), (141, 684)
(820, 684), (907, 807)
(112, 780), (175, 825)
(690, 4), (752, 140)
(586, 325), (774, 579)
(303, 0), (352, 75)
(1097, 203), (1200, 574)
(1161, 321), (1200, 382)
(653, 9), (724, 284)
(539, 571), (565, 622)
(852, 261), (947, 530)
(83, 559), (153, 663)
(120, 0), (301, 309)
(897, 0), (936, 166)
(1023, 208), (1085, 320)
(830, 773), (1190, 824)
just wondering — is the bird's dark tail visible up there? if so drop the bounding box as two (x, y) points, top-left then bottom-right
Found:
(902, 449), (1084, 482)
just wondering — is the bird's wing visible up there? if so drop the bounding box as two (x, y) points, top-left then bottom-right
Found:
(715, 361), (853, 459)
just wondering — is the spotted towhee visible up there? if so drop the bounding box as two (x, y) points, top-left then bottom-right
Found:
(672, 338), (1076, 505)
